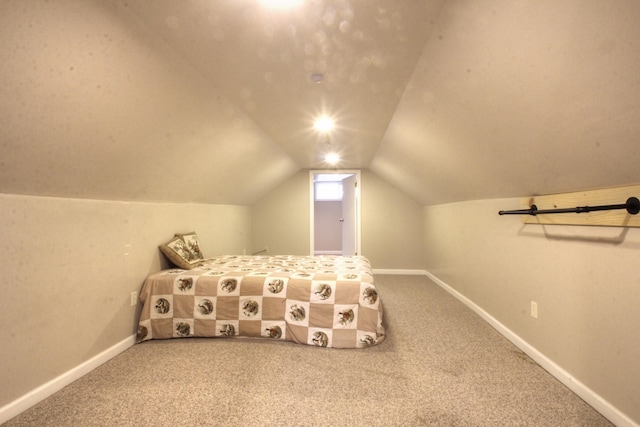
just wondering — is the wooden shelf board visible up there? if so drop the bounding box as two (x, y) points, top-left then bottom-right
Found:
(519, 185), (640, 227)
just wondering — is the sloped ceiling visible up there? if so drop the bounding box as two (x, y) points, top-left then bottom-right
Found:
(1, 0), (640, 206)
(373, 1), (640, 205)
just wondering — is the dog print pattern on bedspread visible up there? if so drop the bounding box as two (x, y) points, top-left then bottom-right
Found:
(136, 255), (385, 349)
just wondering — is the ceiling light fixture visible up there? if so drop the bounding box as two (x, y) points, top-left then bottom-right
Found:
(314, 116), (334, 133)
(325, 153), (340, 165)
(260, 0), (302, 8)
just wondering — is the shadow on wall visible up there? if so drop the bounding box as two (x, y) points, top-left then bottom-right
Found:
(517, 224), (636, 246)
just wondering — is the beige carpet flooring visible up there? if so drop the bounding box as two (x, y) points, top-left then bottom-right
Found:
(4, 275), (613, 426)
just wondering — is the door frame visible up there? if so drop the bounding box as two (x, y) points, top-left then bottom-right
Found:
(309, 169), (361, 256)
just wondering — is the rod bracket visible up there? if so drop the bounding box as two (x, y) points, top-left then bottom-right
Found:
(626, 197), (640, 215)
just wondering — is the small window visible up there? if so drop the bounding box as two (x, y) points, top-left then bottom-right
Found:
(315, 181), (343, 201)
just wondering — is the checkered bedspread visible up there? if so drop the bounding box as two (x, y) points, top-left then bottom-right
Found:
(136, 255), (386, 348)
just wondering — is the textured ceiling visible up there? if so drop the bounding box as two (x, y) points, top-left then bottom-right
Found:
(124, 0), (445, 168)
(372, 1), (640, 204)
(2, 0), (640, 206)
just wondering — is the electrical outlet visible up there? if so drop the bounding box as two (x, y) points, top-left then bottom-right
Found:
(131, 291), (138, 307)
(531, 301), (538, 319)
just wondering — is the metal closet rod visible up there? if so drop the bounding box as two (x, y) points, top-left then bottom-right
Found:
(498, 197), (640, 216)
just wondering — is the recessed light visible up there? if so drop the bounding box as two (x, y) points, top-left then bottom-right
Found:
(311, 73), (324, 83)
(314, 116), (334, 132)
(325, 153), (340, 164)
(260, 0), (302, 8)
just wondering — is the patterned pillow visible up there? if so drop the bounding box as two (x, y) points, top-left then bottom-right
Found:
(175, 231), (204, 261)
(159, 235), (203, 270)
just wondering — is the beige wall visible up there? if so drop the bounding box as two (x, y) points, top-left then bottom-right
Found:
(251, 169), (425, 269)
(361, 169), (425, 269)
(424, 198), (640, 424)
(0, 193), (250, 408)
(251, 170), (310, 256)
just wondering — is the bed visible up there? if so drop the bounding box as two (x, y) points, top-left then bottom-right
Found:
(136, 254), (386, 349)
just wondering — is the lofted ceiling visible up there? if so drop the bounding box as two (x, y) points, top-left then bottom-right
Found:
(1, 0), (640, 206)
(125, 0), (445, 169)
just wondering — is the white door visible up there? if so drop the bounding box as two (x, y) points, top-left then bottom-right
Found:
(309, 170), (361, 256)
(341, 174), (358, 256)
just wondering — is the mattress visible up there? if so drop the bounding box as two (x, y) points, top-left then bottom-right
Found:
(136, 255), (385, 348)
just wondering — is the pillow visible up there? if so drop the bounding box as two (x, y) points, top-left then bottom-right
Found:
(159, 236), (202, 270)
(175, 231), (204, 261)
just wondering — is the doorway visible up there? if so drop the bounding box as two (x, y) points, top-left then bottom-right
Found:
(309, 170), (361, 256)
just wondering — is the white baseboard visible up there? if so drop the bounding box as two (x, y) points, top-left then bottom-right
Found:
(424, 270), (638, 427)
(0, 334), (136, 425)
(373, 268), (427, 275)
